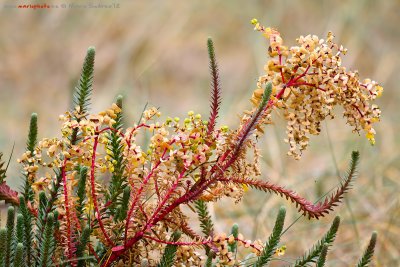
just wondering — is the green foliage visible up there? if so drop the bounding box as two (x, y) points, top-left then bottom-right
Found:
(254, 206), (286, 267)
(36, 191), (48, 236)
(157, 231), (182, 267)
(38, 213), (55, 267)
(23, 113), (38, 202)
(76, 225), (91, 267)
(42, 170), (62, 224)
(204, 252), (214, 267)
(106, 95), (127, 220)
(293, 216), (340, 266)
(73, 46), (95, 116)
(6, 206), (15, 267)
(195, 200), (214, 237)
(195, 199), (215, 259)
(0, 202), (59, 267)
(76, 165), (88, 219)
(116, 185), (130, 221)
(35, 191), (50, 264)
(26, 113), (38, 153)
(207, 37), (217, 75)
(316, 244), (329, 267)
(356, 232), (377, 267)
(259, 82), (272, 109)
(15, 214), (24, 244)
(71, 46), (96, 145)
(18, 196), (33, 266)
(228, 223), (239, 253)
(13, 243), (24, 267)
(0, 228), (7, 265)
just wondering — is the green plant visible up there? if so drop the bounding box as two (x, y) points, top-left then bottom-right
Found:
(0, 20), (381, 266)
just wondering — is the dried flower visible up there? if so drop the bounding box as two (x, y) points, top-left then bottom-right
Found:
(250, 20), (383, 158)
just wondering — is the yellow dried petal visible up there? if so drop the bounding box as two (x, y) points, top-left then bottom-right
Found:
(375, 85), (383, 98)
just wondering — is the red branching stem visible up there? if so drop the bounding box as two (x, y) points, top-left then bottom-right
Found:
(88, 243), (100, 263)
(138, 203), (149, 221)
(126, 123), (157, 150)
(352, 104), (364, 117)
(90, 132), (114, 246)
(143, 235), (209, 246)
(97, 126), (125, 137)
(221, 175), (354, 219)
(109, 178), (262, 263)
(274, 86), (287, 100)
(61, 159), (77, 266)
(360, 83), (374, 95)
(102, 61), (334, 265)
(105, 165), (220, 266)
(121, 123), (162, 188)
(229, 237), (262, 253)
(291, 65), (311, 84)
(291, 82), (327, 92)
(102, 234), (143, 267)
(277, 46), (286, 83)
(105, 172), (210, 266)
(220, 86), (282, 173)
(164, 218), (203, 240)
(147, 169), (187, 225)
(81, 127), (123, 144)
(209, 79), (294, 184)
(153, 175), (161, 200)
(207, 86), (283, 177)
(124, 147), (169, 244)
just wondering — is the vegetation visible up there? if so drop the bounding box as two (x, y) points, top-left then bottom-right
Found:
(0, 20), (381, 266)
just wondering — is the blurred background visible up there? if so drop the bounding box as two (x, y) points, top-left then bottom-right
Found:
(0, 0), (399, 266)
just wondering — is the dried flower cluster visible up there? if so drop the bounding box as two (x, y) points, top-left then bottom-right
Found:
(251, 19), (382, 159)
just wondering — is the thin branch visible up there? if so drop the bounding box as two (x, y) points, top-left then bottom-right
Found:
(222, 151), (358, 219)
(90, 132), (114, 246)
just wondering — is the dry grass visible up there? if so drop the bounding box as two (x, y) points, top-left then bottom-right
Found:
(0, 0), (399, 266)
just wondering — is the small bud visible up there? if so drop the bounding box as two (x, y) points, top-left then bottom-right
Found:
(221, 125), (229, 132)
(251, 18), (258, 25)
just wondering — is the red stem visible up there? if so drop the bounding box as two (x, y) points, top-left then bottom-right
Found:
(147, 169), (187, 225)
(143, 233), (261, 252)
(88, 243), (100, 263)
(61, 159), (77, 266)
(81, 126), (124, 144)
(90, 131), (115, 246)
(123, 148), (167, 244)
(291, 65), (310, 84)
(352, 104), (364, 117)
(291, 82), (326, 92)
(143, 235), (210, 246)
(277, 46), (286, 83)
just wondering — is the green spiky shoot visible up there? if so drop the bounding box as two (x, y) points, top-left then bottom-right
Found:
(356, 232), (377, 267)
(293, 216), (340, 266)
(255, 206), (286, 267)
